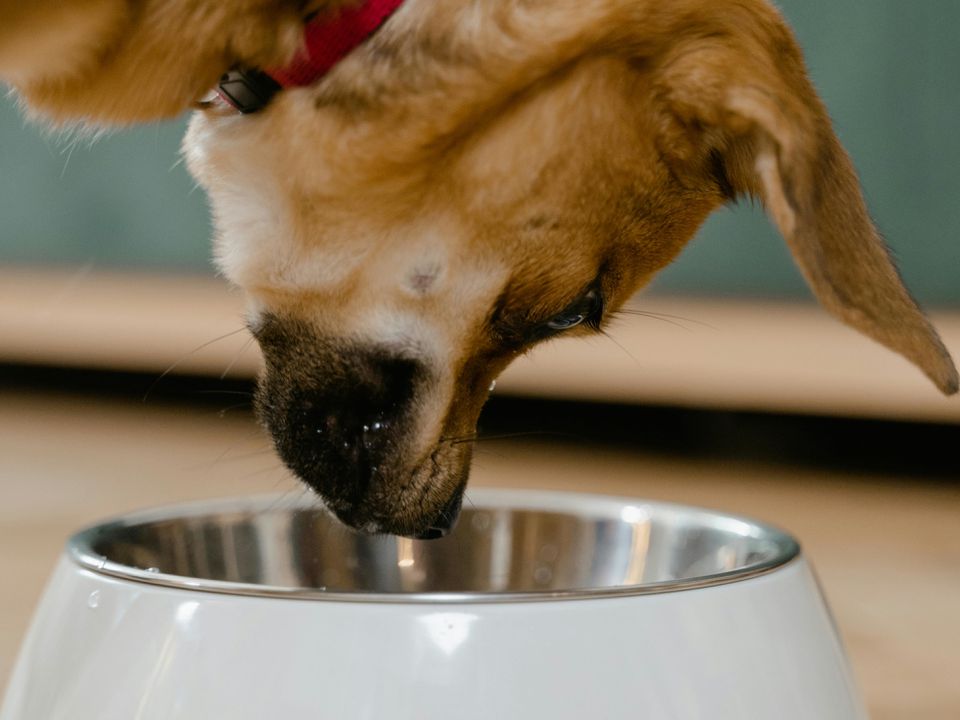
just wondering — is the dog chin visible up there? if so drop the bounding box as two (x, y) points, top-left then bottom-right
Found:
(311, 441), (472, 539)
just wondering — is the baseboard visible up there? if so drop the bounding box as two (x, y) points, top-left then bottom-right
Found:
(2, 267), (958, 422)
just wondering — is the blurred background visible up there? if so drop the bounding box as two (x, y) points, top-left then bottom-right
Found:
(1, 1), (958, 718)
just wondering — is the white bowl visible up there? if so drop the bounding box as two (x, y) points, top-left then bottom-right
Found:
(2, 489), (867, 719)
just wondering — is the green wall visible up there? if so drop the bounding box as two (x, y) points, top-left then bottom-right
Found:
(0, 109), (210, 272)
(1, 0), (957, 304)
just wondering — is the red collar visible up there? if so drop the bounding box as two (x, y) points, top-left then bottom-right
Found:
(217, 0), (404, 113)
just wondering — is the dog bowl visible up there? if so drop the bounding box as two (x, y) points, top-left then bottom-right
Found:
(2, 489), (866, 719)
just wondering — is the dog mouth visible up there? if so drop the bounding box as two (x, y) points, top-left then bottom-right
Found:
(310, 438), (472, 539)
(408, 487), (465, 539)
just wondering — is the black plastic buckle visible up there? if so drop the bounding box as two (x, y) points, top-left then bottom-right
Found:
(216, 69), (282, 114)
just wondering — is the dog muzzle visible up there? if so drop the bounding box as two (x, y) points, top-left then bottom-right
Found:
(216, 0), (404, 113)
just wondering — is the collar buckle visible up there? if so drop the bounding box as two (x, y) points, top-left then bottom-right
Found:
(216, 69), (282, 114)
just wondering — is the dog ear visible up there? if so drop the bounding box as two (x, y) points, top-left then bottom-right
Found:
(653, 25), (958, 395)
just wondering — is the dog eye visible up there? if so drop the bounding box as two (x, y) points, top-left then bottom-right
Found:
(545, 288), (603, 332)
(546, 313), (586, 331)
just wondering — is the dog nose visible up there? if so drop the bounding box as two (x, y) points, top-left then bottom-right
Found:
(292, 356), (419, 496)
(255, 337), (467, 537)
(306, 403), (388, 492)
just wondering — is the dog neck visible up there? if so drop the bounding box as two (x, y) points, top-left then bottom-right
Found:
(216, 0), (404, 113)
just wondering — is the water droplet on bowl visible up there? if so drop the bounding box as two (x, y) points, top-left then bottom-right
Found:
(146, 567), (160, 574)
(87, 590), (101, 609)
(533, 566), (553, 585)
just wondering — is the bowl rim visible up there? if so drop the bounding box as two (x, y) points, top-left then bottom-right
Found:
(68, 488), (801, 604)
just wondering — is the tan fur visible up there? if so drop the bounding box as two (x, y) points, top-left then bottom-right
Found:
(0, 0), (360, 122)
(4, 0), (956, 534)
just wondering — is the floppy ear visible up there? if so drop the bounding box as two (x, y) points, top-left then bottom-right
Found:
(654, 25), (958, 395)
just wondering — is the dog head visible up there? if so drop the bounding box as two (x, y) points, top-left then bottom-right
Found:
(184, 0), (957, 536)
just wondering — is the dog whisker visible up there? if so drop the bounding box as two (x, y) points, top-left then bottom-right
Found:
(215, 401), (253, 418)
(441, 433), (478, 446)
(262, 483), (313, 516)
(58, 134), (81, 179)
(27, 261), (97, 320)
(220, 335), (257, 380)
(60, 145), (75, 178)
(182, 443), (274, 472)
(142, 327), (248, 402)
(186, 427), (272, 470)
(447, 430), (575, 446)
(598, 328), (645, 369)
(194, 389), (255, 397)
(215, 446), (277, 463)
(613, 308), (716, 331)
(235, 466), (290, 484)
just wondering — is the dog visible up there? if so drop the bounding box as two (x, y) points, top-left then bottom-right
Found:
(3, 0), (957, 538)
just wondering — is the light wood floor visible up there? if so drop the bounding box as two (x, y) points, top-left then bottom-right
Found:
(1, 389), (958, 719)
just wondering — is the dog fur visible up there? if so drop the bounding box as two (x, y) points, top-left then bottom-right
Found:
(3, 0), (957, 536)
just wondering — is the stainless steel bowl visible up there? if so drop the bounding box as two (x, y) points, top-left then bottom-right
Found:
(69, 490), (799, 602)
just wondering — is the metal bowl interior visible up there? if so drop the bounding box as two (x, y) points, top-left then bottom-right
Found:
(70, 490), (799, 602)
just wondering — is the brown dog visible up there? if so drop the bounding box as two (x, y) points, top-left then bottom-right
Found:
(3, 0), (957, 537)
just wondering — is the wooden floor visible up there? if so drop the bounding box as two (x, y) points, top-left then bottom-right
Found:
(1, 388), (959, 719)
